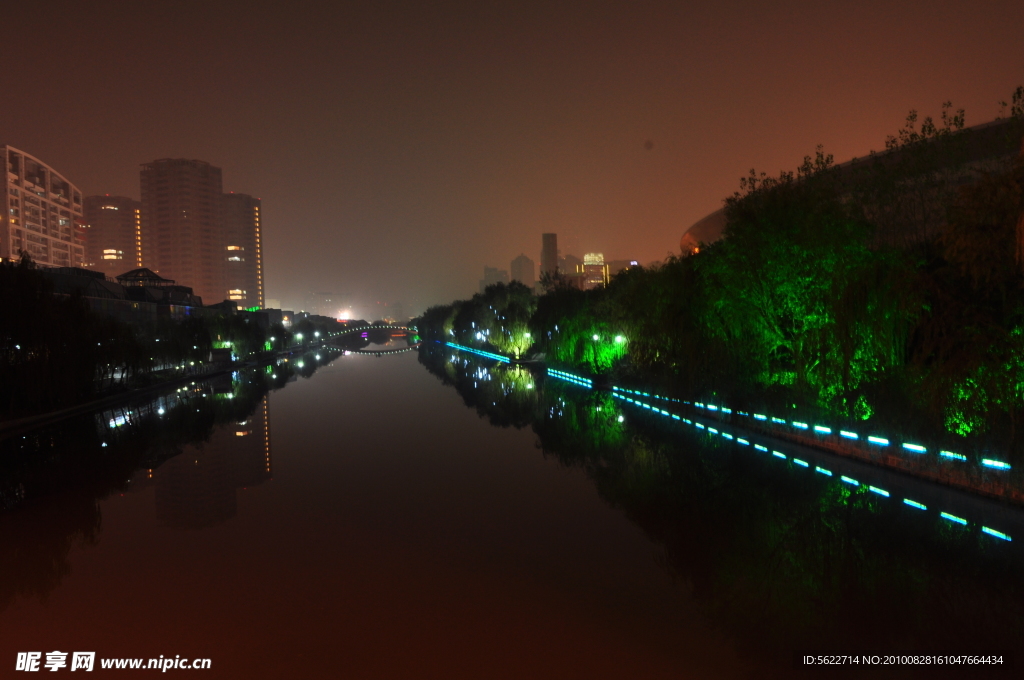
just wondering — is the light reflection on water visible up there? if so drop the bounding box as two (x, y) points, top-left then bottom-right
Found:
(0, 344), (1021, 678)
(421, 344), (1024, 674)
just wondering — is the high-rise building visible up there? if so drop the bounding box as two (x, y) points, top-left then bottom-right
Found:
(510, 254), (535, 288)
(559, 253), (582, 275)
(540, 233), (558, 276)
(83, 195), (142, 272)
(304, 291), (334, 316)
(141, 159), (265, 307)
(480, 266), (509, 293)
(581, 252), (610, 290)
(222, 193), (264, 308)
(1, 146), (85, 267)
(140, 159), (225, 304)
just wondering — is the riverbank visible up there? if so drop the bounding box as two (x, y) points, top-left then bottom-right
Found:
(438, 340), (1023, 508)
(0, 342), (336, 439)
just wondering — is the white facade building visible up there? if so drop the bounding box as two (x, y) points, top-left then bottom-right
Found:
(1, 146), (85, 266)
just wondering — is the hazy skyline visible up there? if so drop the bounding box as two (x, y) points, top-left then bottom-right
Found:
(3, 0), (1022, 315)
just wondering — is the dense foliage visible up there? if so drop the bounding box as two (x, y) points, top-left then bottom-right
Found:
(417, 93), (1024, 455)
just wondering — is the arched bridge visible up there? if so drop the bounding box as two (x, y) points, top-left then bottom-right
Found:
(327, 324), (421, 356)
(343, 345), (419, 357)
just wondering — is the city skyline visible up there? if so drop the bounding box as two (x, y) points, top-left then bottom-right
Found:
(3, 0), (1022, 312)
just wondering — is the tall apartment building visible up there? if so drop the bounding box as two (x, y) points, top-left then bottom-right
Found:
(222, 192), (264, 308)
(1, 146), (85, 266)
(140, 159), (265, 307)
(140, 159), (225, 304)
(540, 233), (558, 277)
(83, 195), (142, 273)
(510, 253), (535, 288)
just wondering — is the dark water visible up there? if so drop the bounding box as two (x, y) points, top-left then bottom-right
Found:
(1, 345), (1022, 679)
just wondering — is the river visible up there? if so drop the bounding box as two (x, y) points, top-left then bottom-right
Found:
(0, 344), (1021, 678)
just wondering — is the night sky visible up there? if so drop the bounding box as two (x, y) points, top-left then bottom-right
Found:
(3, 0), (1022, 316)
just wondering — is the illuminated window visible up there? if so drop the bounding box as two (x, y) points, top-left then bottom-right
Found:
(226, 245), (242, 250)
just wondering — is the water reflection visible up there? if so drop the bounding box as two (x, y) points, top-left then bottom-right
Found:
(0, 348), (338, 611)
(152, 396), (271, 529)
(418, 343), (1024, 672)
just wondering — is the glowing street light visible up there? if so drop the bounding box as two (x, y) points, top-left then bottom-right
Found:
(592, 334), (599, 341)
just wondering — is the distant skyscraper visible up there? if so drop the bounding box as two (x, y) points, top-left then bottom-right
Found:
(480, 266), (509, 293)
(510, 254), (535, 288)
(1, 146), (85, 267)
(304, 291), (334, 316)
(83, 195), (142, 273)
(540, 233), (558, 276)
(222, 193), (264, 308)
(141, 159), (225, 303)
(559, 253), (582, 275)
(581, 252), (610, 290)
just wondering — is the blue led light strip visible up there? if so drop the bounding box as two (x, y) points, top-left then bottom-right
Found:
(608, 385), (1016, 473)
(445, 342), (510, 363)
(610, 387), (1015, 545)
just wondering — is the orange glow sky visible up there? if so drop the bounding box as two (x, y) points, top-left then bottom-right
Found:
(3, 0), (1022, 313)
